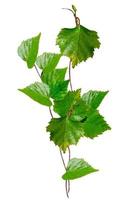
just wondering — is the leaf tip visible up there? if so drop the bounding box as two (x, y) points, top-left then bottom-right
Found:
(72, 4), (77, 13)
(18, 88), (22, 92)
(36, 32), (41, 40)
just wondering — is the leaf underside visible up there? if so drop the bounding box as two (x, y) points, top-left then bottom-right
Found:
(82, 90), (109, 109)
(62, 158), (98, 180)
(18, 33), (41, 68)
(19, 82), (52, 107)
(36, 52), (61, 70)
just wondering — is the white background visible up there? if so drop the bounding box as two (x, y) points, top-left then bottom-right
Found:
(0, 0), (127, 199)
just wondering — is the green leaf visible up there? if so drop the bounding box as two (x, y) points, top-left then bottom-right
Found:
(42, 67), (67, 86)
(56, 25), (100, 67)
(50, 80), (69, 100)
(47, 89), (111, 151)
(70, 90), (108, 121)
(42, 67), (69, 100)
(18, 33), (41, 68)
(19, 82), (52, 107)
(54, 90), (81, 117)
(62, 158), (98, 180)
(36, 52), (61, 70)
(47, 118), (84, 153)
(37, 53), (68, 100)
(82, 90), (108, 109)
(70, 99), (92, 121)
(53, 90), (111, 140)
(83, 111), (111, 138)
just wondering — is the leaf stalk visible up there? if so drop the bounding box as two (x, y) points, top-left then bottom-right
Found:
(62, 6), (80, 27)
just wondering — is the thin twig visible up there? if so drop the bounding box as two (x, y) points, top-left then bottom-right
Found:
(68, 181), (70, 194)
(60, 148), (71, 195)
(49, 107), (53, 118)
(34, 65), (41, 79)
(62, 8), (75, 15)
(67, 147), (71, 194)
(65, 181), (69, 198)
(69, 60), (73, 91)
(62, 7), (80, 27)
(60, 150), (67, 170)
(68, 147), (71, 161)
(60, 150), (70, 198)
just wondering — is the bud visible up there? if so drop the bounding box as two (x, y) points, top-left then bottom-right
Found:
(72, 5), (77, 13)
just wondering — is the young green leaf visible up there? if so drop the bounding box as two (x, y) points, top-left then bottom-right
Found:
(36, 52), (61, 70)
(42, 67), (67, 86)
(36, 52), (68, 100)
(18, 33), (41, 68)
(62, 158), (98, 180)
(54, 90), (81, 117)
(50, 80), (69, 101)
(42, 66), (69, 100)
(82, 90), (108, 109)
(47, 117), (84, 153)
(83, 111), (111, 138)
(72, 5), (77, 13)
(19, 82), (52, 107)
(70, 99), (92, 121)
(56, 25), (100, 67)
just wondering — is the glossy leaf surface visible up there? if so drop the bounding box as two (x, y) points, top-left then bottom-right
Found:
(56, 25), (100, 67)
(83, 111), (111, 138)
(19, 82), (52, 106)
(47, 118), (84, 152)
